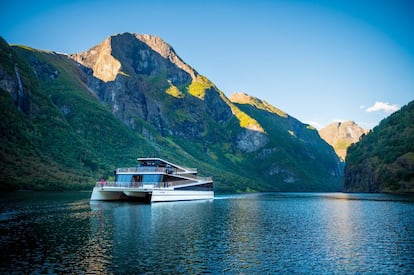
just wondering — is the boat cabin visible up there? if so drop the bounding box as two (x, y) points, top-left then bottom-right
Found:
(114, 158), (197, 188)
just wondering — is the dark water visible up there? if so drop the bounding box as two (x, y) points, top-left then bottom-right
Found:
(1, 192), (413, 274)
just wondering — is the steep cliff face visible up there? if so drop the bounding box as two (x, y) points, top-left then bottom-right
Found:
(0, 37), (31, 114)
(319, 121), (368, 161)
(134, 33), (197, 80)
(344, 101), (414, 193)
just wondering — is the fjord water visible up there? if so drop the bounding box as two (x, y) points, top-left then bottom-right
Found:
(1, 192), (413, 274)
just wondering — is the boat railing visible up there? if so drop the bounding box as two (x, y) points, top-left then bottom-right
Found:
(95, 178), (211, 188)
(96, 181), (144, 188)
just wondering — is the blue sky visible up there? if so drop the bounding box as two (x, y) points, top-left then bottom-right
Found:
(1, 0), (413, 129)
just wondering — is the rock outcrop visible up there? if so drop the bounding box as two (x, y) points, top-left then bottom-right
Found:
(70, 36), (121, 82)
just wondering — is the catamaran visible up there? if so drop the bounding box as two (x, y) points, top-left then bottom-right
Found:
(90, 158), (214, 203)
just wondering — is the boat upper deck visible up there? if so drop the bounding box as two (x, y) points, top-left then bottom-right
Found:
(139, 158), (194, 171)
(114, 157), (199, 174)
(117, 166), (197, 174)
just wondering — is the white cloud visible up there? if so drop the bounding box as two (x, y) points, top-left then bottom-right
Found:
(366, 101), (400, 113)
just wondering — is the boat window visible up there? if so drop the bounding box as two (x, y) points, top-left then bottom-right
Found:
(142, 174), (161, 183)
(116, 174), (132, 186)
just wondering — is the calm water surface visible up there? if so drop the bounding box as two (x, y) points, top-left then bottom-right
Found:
(0, 192), (413, 274)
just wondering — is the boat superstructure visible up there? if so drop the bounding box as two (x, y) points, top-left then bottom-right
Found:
(90, 158), (213, 203)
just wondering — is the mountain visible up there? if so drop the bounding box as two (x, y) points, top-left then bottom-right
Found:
(343, 100), (414, 193)
(229, 93), (343, 191)
(0, 33), (342, 192)
(319, 121), (368, 161)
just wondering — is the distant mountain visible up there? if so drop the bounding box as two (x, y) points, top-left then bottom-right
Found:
(0, 33), (342, 192)
(319, 121), (368, 161)
(343, 100), (414, 193)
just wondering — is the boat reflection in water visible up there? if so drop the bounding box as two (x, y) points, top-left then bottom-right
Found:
(88, 199), (214, 273)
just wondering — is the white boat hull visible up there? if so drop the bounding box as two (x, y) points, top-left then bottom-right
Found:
(90, 187), (213, 203)
(90, 187), (124, 201)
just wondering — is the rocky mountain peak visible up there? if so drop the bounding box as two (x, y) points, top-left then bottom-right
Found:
(69, 32), (197, 83)
(134, 33), (197, 80)
(68, 33), (223, 137)
(319, 120), (369, 161)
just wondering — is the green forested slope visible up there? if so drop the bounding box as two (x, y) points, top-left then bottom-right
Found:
(344, 100), (414, 193)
